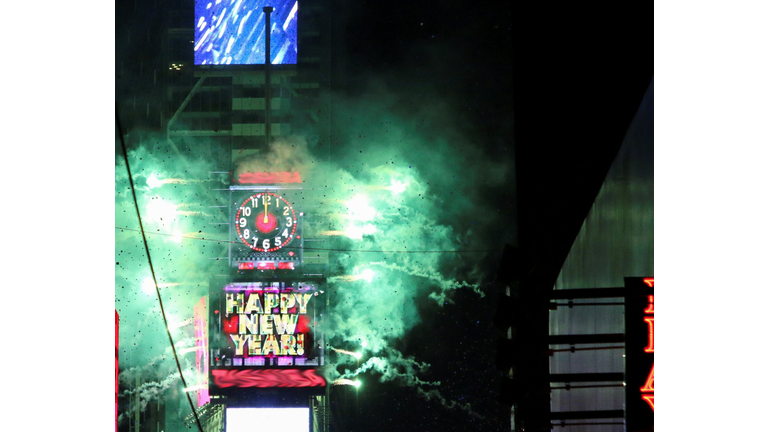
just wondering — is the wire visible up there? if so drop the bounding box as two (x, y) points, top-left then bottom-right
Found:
(116, 106), (204, 432)
(115, 226), (503, 254)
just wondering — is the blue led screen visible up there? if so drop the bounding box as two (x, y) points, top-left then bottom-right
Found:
(194, 0), (298, 65)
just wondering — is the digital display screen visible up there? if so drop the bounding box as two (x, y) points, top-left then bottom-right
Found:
(226, 408), (309, 432)
(208, 280), (326, 393)
(194, 0), (298, 65)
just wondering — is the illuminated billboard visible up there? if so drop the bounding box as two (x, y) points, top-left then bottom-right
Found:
(226, 408), (309, 432)
(194, 297), (210, 407)
(208, 279), (326, 395)
(194, 0), (298, 65)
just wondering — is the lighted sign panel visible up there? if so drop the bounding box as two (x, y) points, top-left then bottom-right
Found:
(625, 277), (655, 432)
(226, 408), (309, 432)
(194, 0), (298, 65)
(194, 298), (211, 407)
(208, 279), (325, 397)
(229, 187), (303, 271)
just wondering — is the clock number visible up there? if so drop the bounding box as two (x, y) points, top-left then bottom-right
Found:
(239, 218), (247, 228)
(262, 195), (272, 206)
(275, 237), (282, 247)
(263, 239), (270, 249)
(243, 207), (251, 216)
(252, 237), (259, 248)
(251, 197), (259, 208)
(283, 207), (289, 216)
(276, 199), (280, 208)
(286, 217), (293, 227)
(243, 229), (250, 239)
(282, 228), (289, 238)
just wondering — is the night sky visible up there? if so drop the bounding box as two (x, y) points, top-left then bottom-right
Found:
(115, 1), (651, 431)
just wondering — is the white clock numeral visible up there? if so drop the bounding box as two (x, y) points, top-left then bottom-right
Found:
(283, 206), (289, 216)
(262, 195), (272, 205)
(275, 237), (282, 247)
(263, 239), (270, 249)
(252, 237), (259, 247)
(282, 228), (289, 237)
(286, 217), (293, 227)
(243, 229), (250, 239)
(276, 199), (281, 208)
(251, 197), (258, 208)
(243, 207), (251, 216)
(239, 218), (247, 228)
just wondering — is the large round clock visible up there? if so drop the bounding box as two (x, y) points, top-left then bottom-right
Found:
(234, 192), (298, 252)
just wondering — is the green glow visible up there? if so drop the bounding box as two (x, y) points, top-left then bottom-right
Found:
(141, 277), (155, 295)
(145, 197), (177, 222)
(387, 179), (407, 194)
(146, 173), (163, 189)
(345, 194), (376, 221)
(360, 269), (374, 283)
(353, 380), (361, 388)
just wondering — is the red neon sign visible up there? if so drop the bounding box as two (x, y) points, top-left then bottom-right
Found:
(641, 394), (655, 411)
(641, 292), (655, 411)
(644, 317), (655, 353)
(238, 172), (302, 184)
(643, 278), (654, 287)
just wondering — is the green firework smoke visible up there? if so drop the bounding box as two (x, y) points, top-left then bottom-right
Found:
(115, 84), (512, 423)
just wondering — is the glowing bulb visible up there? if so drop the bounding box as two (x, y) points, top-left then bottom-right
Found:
(141, 277), (156, 294)
(361, 269), (374, 283)
(361, 340), (368, 348)
(172, 230), (183, 243)
(353, 352), (362, 360)
(353, 380), (361, 388)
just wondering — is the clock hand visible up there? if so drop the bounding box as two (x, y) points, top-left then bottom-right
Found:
(264, 196), (269, 223)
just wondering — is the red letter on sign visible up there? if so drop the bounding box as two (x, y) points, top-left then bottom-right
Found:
(641, 364), (654, 393)
(644, 295), (654, 314)
(642, 394), (655, 411)
(644, 317), (655, 353)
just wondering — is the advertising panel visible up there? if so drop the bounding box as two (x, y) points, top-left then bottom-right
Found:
(208, 279), (326, 397)
(625, 277), (655, 432)
(194, 0), (298, 65)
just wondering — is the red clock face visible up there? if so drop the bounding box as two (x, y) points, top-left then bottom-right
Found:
(235, 192), (298, 252)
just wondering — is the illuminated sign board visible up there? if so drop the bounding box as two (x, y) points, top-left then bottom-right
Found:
(194, 298), (211, 407)
(625, 277), (654, 432)
(226, 408), (309, 432)
(194, 0), (298, 65)
(208, 280), (325, 396)
(236, 172), (302, 185)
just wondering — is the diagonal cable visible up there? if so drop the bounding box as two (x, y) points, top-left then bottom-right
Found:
(115, 105), (204, 432)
